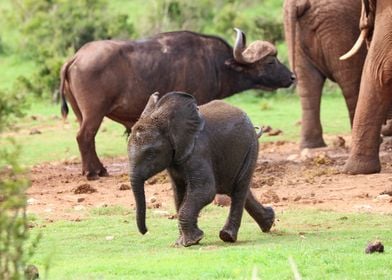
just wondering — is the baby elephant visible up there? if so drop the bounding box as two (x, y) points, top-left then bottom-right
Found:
(128, 91), (274, 246)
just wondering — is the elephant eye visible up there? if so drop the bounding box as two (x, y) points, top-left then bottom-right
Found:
(145, 148), (156, 160)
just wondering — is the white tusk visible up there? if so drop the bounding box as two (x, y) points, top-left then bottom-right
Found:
(340, 29), (368, 60)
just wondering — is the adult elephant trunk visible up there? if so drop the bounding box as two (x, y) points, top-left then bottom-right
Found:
(131, 177), (148, 234)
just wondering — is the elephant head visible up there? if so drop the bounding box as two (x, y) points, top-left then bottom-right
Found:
(228, 28), (295, 89)
(128, 92), (205, 234)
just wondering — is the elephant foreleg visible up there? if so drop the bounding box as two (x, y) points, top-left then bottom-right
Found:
(344, 2), (392, 174)
(176, 179), (215, 247)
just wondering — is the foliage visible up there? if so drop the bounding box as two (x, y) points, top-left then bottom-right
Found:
(0, 66), (37, 280)
(0, 89), (26, 132)
(8, 0), (135, 98)
(0, 143), (41, 279)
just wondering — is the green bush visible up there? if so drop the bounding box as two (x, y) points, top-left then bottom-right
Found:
(9, 0), (135, 98)
(0, 89), (26, 132)
(0, 144), (36, 279)
(0, 91), (39, 279)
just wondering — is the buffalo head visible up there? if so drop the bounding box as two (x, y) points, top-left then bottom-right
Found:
(227, 28), (295, 90)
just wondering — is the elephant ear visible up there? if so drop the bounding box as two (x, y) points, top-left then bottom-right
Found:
(157, 92), (205, 164)
(140, 92), (160, 118)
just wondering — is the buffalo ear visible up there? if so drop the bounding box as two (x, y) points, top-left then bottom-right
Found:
(162, 92), (205, 163)
(140, 92), (160, 118)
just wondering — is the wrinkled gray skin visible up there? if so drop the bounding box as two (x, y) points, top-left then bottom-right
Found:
(128, 92), (274, 247)
(283, 0), (367, 148)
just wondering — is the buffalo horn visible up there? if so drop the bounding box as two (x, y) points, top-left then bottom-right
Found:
(233, 28), (248, 64)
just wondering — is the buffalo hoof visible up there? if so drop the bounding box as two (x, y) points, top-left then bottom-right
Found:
(86, 172), (100, 181)
(176, 229), (204, 247)
(219, 229), (237, 243)
(260, 207), (275, 232)
(99, 167), (109, 177)
(300, 138), (327, 149)
(343, 156), (381, 175)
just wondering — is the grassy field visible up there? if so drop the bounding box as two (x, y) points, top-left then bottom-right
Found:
(29, 207), (391, 279)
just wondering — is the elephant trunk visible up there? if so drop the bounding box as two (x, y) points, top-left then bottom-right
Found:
(131, 177), (148, 234)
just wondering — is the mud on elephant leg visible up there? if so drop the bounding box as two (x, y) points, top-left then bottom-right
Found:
(77, 117), (108, 180)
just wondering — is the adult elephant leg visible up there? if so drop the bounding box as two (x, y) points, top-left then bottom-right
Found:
(338, 73), (361, 127)
(344, 2), (392, 174)
(296, 54), (327, 149)
(77, 114), (108, 180)
(381, 119), (392, 136)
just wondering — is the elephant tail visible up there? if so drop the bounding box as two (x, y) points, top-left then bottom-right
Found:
(245, 191), (275, 232)
(283, 0), (310, 75)
(254, 126), (263, 138)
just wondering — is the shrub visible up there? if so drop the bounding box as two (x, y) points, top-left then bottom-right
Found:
(9, 0), (135, 99)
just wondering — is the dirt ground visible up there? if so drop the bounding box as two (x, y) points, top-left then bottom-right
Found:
(26, 136), (392, 222)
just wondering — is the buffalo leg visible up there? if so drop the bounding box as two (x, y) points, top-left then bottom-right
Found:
(77, 115), (108, 180)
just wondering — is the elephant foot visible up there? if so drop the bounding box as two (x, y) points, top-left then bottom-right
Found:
(260, 207), (275, 232)
(343, 156), (381, 175)
(381, 120), (392, 136)
(219, 228), (237, 243)
(175, 228), (204, 247)
(98, 166), (109, 177)
(300, 138), (327, 149)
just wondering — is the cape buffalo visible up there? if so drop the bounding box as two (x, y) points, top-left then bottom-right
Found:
(60, 28), (295, 180)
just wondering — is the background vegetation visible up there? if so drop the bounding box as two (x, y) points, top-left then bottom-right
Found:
(0, 0), (348, 165)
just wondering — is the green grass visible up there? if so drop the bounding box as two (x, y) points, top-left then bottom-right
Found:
(30, 207), (392, 279)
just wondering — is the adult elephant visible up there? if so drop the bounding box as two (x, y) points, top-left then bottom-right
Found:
(283, 0), (367, 149)
(341, 0), (392, 174)
(60, 29), (295, 180)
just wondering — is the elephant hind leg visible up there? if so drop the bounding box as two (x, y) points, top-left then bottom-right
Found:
(219, 188), (248, 243)
(245, 191), (275, 232)
(296, 54), (327, 149)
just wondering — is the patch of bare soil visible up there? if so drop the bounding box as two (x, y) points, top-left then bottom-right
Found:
(26, 136), (392, 221)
